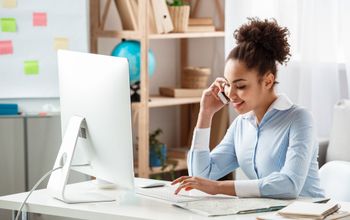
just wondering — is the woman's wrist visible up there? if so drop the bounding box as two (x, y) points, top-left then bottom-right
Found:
(196, 111), (213, 128)
(217, 180), (236, 196)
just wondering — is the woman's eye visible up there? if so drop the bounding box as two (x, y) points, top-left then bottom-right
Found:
(236, 85), (246, 89)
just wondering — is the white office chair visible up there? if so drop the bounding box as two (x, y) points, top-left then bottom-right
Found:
(319, 161), (350, 202)
(326, 100), (350, 162)
(318, 100), (350, 167)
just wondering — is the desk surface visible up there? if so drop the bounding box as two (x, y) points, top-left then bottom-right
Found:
(0, 179), (349, 220)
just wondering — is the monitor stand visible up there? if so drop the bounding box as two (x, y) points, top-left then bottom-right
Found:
(47, 115), (115, 204)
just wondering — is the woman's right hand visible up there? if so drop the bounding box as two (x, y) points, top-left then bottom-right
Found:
(199, 77), (228, 117)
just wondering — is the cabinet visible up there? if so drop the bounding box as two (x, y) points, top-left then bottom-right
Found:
(89, 0), (225, 177)
(0, 116), (87, 220)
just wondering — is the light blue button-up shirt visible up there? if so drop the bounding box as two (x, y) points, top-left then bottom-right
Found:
(188, 94), (325, 199)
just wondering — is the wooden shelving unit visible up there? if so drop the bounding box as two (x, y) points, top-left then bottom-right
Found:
(90, 0), (224, 178)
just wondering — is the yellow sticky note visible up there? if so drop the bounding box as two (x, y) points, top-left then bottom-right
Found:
(2, 0), (17, 8)
(1, 18), (16, 32)
(24, 60), (39, 75)
(54, 37), (69, 50)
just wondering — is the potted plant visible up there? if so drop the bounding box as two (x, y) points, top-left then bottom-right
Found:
(167, 0), (190, 32)
(149, 129), (167, 167)
(149, 129), (179, 180)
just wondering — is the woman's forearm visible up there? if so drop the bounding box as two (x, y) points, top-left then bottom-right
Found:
(196, 111), (213, 128)
(217, 180), (236, 196)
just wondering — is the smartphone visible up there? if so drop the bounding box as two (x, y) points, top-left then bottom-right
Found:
(218, 92), (230, 104)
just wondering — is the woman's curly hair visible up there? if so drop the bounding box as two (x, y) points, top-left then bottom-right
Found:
(227, 17), (291, 80)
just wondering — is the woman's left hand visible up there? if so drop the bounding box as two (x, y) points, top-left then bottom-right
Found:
(171, 176), (220, 195)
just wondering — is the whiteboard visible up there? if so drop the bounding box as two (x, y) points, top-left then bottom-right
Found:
(0, 0), (89, 98)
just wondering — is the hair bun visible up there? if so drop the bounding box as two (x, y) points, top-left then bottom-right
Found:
(234, 17), (291, 65)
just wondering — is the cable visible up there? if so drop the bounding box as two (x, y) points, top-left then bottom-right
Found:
(15, 164), (89, 220)
(15, 166), (62, 220)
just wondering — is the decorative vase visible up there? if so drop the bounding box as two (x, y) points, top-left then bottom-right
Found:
(168, 5), (190, 32)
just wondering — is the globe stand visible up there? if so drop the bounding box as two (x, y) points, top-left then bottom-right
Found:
(130, 81), (140, 102)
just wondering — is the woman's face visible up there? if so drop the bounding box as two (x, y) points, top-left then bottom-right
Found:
(223, 59), (272, 114)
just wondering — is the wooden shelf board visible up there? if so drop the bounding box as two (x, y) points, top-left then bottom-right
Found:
(134, 158), (187, 175)
(97, 30), (140, 40)
(97, 30), (225, 40)
(148, 96), (201, 108)
(131, 96), (200, 109)
(149, 31), (225, 39)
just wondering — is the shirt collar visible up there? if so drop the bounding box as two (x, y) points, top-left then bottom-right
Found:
(242, 93), (294, 120)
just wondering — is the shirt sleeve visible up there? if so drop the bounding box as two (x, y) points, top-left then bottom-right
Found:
(257, 108), (318, 199)
(187, 120), (239, 180)
(191, 128), (211, 151)
(234, 179), (261, 197)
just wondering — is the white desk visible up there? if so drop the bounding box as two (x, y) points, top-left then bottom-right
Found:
(1, 179), (349, 220)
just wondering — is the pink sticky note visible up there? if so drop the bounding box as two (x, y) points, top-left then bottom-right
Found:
(33, 12), (47, 26)
(0, 40), (13, 55)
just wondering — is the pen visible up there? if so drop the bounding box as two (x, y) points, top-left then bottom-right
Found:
(237, 205), (286, 214)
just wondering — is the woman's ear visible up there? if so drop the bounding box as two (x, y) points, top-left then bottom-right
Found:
(264, 73), (275, 89)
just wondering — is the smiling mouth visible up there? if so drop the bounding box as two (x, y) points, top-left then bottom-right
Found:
(232, 101), (244, 108)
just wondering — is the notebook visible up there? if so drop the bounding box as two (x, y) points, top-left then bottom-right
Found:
(277, 201), (341, 219)
(257, 211), (350, 220)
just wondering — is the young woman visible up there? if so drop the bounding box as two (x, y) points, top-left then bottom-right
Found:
(172, 18), (325, 199)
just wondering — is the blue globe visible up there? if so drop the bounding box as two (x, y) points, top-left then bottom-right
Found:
(111, 40), (156, 84)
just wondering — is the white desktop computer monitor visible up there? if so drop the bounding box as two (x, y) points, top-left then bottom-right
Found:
(47, 50), (135, 204)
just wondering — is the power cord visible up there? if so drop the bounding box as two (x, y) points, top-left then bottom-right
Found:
(15, 166), (62, 220)
(15, 164), (89, 220)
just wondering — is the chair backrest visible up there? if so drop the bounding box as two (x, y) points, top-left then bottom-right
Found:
(319, 161), (350, 202)
(326, 100), (350, 162)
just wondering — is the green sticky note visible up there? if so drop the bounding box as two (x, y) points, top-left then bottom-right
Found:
(24, 60), (39, 75)
(1, 18), (16, 32)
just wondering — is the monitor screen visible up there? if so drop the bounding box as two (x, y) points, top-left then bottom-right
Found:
(47, 50), (134, 203)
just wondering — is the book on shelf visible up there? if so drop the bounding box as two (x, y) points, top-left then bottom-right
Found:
(115, 0), (173, 34)
(148, 0), (157, 33)
(114, 0), (138, 30)
(157, 0), (173, 33)
(150, 0), (163, 33)
(159, 87), (203, 98)
(188, 17), (213, 26)
(186, 25), (216, 32)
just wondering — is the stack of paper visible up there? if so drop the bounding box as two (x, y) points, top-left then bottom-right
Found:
(173, 198), (292, 217)
(277, 201), (341, 219)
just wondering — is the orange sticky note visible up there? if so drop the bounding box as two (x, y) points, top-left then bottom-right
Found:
(0, 40), (13, 55)
(53, 37), (69, 50)
(2, 0), (17, 8)
(33, 12), (47, 26)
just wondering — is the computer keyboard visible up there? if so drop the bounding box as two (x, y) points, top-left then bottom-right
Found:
(135, 185), (207, 203)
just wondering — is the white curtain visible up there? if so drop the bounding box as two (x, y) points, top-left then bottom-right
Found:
(225, 0), (350, 138)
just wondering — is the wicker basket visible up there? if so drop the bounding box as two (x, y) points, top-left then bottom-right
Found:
(168, 5), (190, 32)
(182, 67), (211, 89)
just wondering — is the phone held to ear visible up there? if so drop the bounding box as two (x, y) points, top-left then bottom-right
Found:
(218, 92), (230, 104)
